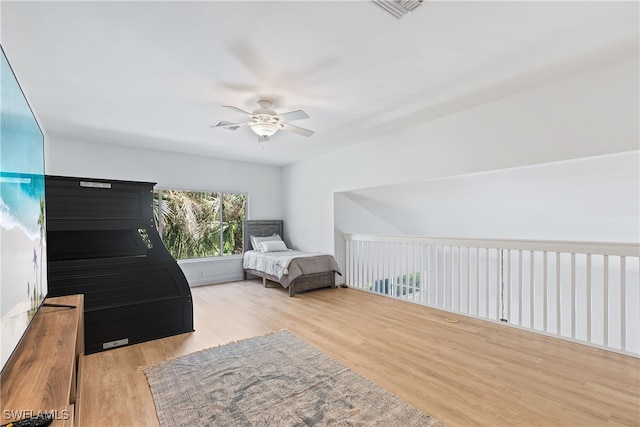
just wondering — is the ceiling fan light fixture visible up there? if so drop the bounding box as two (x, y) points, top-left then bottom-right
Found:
(249, 122), (279, 137)
(213, 99), (314, 142)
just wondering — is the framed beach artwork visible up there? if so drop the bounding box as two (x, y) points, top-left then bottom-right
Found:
(0, 45), (48, 371)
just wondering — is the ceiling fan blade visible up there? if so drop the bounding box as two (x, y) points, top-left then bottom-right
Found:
(222, 105), (252, 116)
(211, 120), (246, 131)
(275, 110), (309, 122)
(258, 135), (270, 143)
(231, 41), (272, 84)
(219, 82), (260, 93)
(281, 122), (315, 137)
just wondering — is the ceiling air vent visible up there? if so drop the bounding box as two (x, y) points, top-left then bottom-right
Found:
(371, 0), (423, 19)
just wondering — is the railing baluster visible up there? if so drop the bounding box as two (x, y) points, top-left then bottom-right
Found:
(496, 248), (500, 321)
(357, 240), (361, 288)
(353, 240), (357, 288)
(382, 241), (386, 294)
(372, 241), (377, 293)
(476, 247), (481, 317)
(352, 240), (356, 288)
(571, 252), (576, 340)
(362, 241), (367, 290)
(433, 245), (441, 307)
(371, 241), (376, 291)
(404, 243), (409, 300)
(435, 245), (439, 305)
(530, 251), (534, 329)
(417, 244), (422, 303)
(368, 240), (372, 290)
(543, 251), (548, 332)
(369, 241), (374, 293)
(620, 256), (626, 352)
(432, 244), (436, 306)
(419, 244), (424, 303)
(485, 248), (489, 318)
(453, 246), (456, 309)
(424, 244), (428, 304)
(364, 241), (369, 291)
(439, 245), (442, 308)
(361, 240), (365, 289)
(417, 244), (421, 303)
(399, 243), (403, 298)
(394, 243), (404, 298)
(394, 242), (399, 298)
(426, 244), (431, 305)
(374, 242), (384, 292)
(390, 242), (395, 297)
(459, 246), (463, 311)
(443, 246), (448, 309)
(556, 252), (561, 336)
(408, 243), (413, 301)
(373, 241), (378, 293)
(604, 254), (609, 347)
(507, 249), (511, 322)
(379, 241), (383, 293)
(402, 242), (406, 298)
(587, 253), (592, 343)
(466, 247), (471, 315)
(345, 239), (350, 286)
(431, 245), (434, 305)
(449, 246), (453, 309)
(405, 243), (409, 300)
(444, 245), (448, 309)
(518, 250), (523, 327)
(398, 242), (402, 298)
(415, 244), (419, 301)
(379, 241), (382, 292)
(405, 242), (409, 299)
(387, 242), (391, 296)
(371, 240), (375, 290)
(450, 246), (454, 310)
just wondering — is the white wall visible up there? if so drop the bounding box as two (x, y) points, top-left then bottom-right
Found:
(46, 136), (283, 285)
(334, 193), (402, 236)
(283, 56), (639, 254)
(337, 151), (640, 243)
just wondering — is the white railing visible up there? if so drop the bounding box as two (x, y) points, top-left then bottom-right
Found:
(343, 234), (640, 357)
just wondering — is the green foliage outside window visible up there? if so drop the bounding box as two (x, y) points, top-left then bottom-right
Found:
(153, 189), (247, 260)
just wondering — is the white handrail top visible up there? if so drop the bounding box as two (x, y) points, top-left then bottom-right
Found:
(343, 234), (640, 257)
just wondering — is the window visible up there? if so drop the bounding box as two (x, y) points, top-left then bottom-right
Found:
(154, 189), (247, 260)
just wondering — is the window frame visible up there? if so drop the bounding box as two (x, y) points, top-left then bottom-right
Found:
(154, 186), (249, 260)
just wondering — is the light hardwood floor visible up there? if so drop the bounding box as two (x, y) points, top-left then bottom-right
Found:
(79, 280), (639, 426)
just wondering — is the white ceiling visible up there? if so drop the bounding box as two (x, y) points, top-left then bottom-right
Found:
(1, 1), (638, 166)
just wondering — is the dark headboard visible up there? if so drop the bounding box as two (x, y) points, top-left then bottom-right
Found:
(243, 220), (284, 252)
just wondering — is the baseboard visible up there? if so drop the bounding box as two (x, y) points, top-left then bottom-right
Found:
(188, 273), (244, 287)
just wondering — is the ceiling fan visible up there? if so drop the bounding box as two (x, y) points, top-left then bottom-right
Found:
(212, 99), (315, 142)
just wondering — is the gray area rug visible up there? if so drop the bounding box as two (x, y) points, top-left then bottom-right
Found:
(144, 330), (445, 426)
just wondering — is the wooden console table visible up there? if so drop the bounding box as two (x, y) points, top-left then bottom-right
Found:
(1, 295), (84, 427)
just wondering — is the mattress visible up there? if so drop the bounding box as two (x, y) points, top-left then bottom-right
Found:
(243, 250), (341, 287)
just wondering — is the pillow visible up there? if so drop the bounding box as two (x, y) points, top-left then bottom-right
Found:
(250, 234), (282, 251)
(259, 240), (289, 253)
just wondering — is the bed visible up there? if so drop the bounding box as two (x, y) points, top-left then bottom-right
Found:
(242, 220), (341, 297)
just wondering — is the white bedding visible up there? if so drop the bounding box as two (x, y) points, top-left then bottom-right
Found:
(243, 250), (321, 280)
